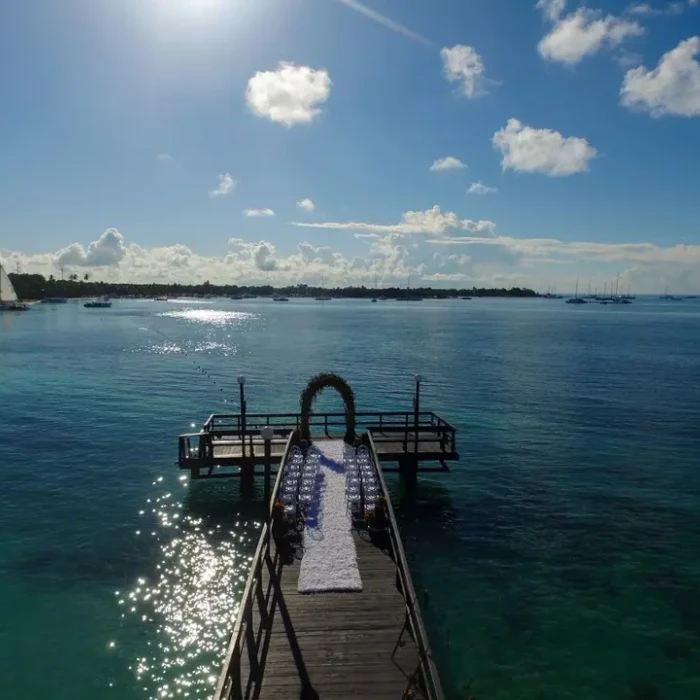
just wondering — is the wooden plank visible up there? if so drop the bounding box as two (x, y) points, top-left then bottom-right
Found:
(233, 527), (422, 700)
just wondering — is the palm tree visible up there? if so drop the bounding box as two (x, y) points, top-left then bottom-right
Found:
(83, 272), (90, 282)
(69, 273), (78, 282)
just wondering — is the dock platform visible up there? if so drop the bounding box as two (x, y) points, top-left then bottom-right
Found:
(179, 411), (458, 479)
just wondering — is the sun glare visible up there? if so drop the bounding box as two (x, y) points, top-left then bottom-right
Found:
(156, 0), (225, 19)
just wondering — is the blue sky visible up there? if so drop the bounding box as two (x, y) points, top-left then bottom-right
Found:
(1, 0), (699, 291)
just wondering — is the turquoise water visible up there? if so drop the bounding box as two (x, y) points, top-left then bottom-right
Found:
(1, 298), (700, 700)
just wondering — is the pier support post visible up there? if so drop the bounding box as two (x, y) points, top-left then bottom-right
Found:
(261, 426), (274, 504)
(413, 374), (421, 457)
(398, 455), (418, 477)
(238, 375), (247, 459)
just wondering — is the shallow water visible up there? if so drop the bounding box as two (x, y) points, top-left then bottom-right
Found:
(1, 297), (699, 699)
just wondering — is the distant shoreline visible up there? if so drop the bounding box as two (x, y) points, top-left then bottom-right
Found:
(10, 273), (538, 301)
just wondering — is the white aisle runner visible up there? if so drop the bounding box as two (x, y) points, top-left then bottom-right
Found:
(297, 440), (363, 593)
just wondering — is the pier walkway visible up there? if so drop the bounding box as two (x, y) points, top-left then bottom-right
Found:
(214, 433), (444, 700)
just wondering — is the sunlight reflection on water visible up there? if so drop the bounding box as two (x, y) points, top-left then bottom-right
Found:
(119, 484), (260, 700)
(158, 310), (257, 328)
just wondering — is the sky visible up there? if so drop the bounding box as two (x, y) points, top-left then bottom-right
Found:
(1, 0), (699, 292)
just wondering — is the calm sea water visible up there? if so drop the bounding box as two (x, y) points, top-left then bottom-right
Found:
(1, 297), (700, 700)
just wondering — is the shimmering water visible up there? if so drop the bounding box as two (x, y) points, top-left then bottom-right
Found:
(1, 298), (699, 700)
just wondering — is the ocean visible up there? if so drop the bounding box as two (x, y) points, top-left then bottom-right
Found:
(1, 297), (699, 700)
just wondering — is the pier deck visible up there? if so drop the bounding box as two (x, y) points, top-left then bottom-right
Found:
(179, 411), (458, 478)
(214, 434), (444, 700)
(234, 530), (420, 699)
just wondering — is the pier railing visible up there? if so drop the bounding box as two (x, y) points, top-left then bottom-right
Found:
(213, 432), (294, 700)
(179, 411), (457, 466)
(203, 410), (451, 434)
(367, 432), (445, 700)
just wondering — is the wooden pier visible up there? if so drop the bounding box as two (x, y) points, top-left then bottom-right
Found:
(185, 375), (455, 700)
(214, 432), (444, 700)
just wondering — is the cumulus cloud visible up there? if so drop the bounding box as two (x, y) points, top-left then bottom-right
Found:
(297, 198), (315, 212)
(244, 208), (275, 217)
(54, 229), (127, 268)
(536, 0), (566, 21)
(538, 8), (644, 65)
(625, 2), (685, 15)
(468, 181), (499, 195)
(297, 241), (337, 265)
(156, 153), (174, 163)
(291, 205), (496, 237)
(228, 238), (281, 271)
(246, 62), (331, 126)
(209, 173), (237, 198)
(492, 118), (597, 176)
(7, 226), (700, 292)
(430, 156), (467, 171)
(441, 45), (491, 98)
(621, 36), (700, 116)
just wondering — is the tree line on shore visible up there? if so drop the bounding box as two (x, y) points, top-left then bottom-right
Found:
(9, 273), (538, 300)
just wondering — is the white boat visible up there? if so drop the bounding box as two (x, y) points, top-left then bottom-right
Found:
(0, 261), (29, 311)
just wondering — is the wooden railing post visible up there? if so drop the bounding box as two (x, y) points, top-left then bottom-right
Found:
(238, 376), (246, 459)
(413, 374), (421, 456)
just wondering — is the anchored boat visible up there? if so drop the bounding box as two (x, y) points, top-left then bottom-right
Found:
(84, 298), (112, 308)
(0, 261), (29, 311)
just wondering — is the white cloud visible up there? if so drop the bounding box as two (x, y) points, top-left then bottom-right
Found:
(430, 156), (467, 171)
(297, 198), (315, 212)
(7, 226), (700, 293)
(492, 118), (597, 176)
(536, 0), (566, 21)
(246, 62), (331, 127)
(297, 241), (337, 265)
(334, 0), (433, 47)
(156, 153), (174, 163)
(291, 205), (496, 236)
(538, 8), (644, 65)
(54, 229), (127, 268)
(625, 2), (685, 14)
(621, 36), (700, 116)
(209, 173), (237, 198)
(441, 45), (491, 98)
(244, 208), (275, 217)
(468, 181), (499, 195)
(228, 238), (280, 271)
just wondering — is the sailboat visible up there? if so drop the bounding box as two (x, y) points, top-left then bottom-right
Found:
(314, 276), (332, 301)
(396, 275), (422, 301)
(566, 278), (587, 304)
(0, 261), (29, 311)
(660, 282), (682, 301)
